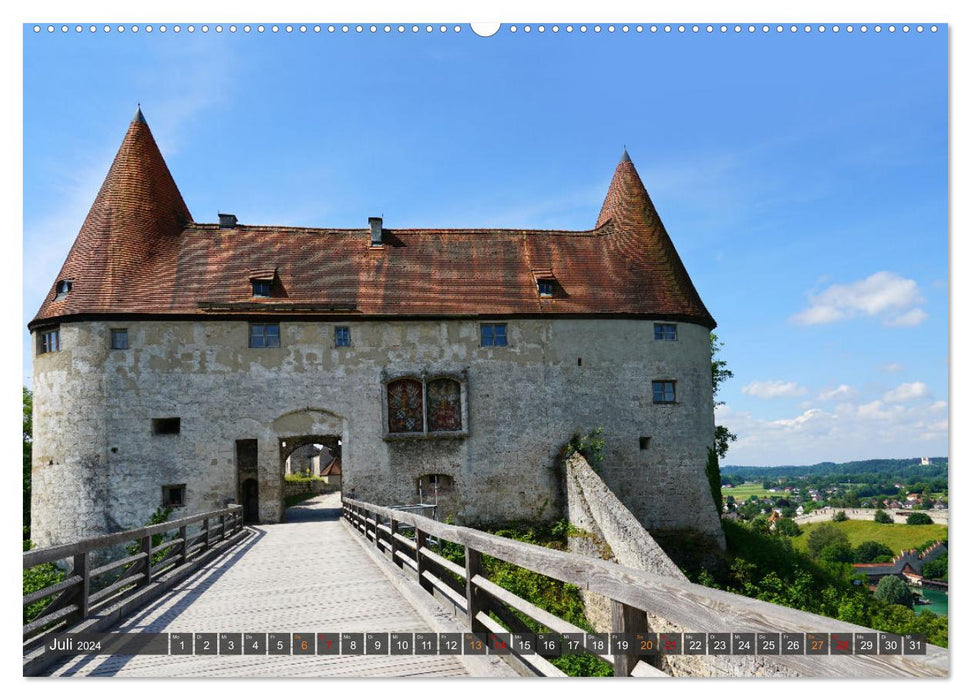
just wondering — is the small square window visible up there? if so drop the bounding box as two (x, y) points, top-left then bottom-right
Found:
(654, 323), (677, 341)
(538, 280), (554, 297)
(249, 323), (281, 348)
(55, 280), (73, 299)
(335, 326), (351, 347)
(38, 329), (60, 355)
(481, 323), (507, 347)
(111, 329), (128, 350)
(252, 280), (272, 297)
(640, 437), (651, 450)
(652, 381), (676, 404)
(162, 484), (186, 508)
(152, 417), (181, 435)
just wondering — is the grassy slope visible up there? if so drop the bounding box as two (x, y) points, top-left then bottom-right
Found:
(791, 520), (947, 554)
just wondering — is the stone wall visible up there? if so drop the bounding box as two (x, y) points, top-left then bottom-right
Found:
(565, 454), (796, 677)
(283, 479), (340, 499)
(792, 506), (949, 525)
(31, 317), (720, 547)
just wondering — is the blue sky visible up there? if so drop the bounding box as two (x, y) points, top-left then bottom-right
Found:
(22, 23), (948, 466)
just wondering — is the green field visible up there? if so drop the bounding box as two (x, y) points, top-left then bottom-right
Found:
(791, 520), (947, 554)
(721, 482), (776, 500)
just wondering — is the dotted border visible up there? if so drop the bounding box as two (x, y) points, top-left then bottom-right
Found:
(30, 24), (939, 35)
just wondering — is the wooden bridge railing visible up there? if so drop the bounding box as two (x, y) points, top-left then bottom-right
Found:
(341, 497), (947, 679)
(23, 505), (245, 648)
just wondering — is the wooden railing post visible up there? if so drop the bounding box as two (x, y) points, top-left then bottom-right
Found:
(415, 529), (434, 593)
(465, 545), (484, 631)
(179, 525), (188, 565)
(203, 518), (210, 551)
(75, 551), (90, 619)
(374, 513), (381, 549)
(140, 534), (153, 586)
(219, 514), (226, 542)
(390, 517), (399, 566)
(611, 599), (648, 677)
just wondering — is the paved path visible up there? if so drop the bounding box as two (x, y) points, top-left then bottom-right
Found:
(45, 493), (469, 677)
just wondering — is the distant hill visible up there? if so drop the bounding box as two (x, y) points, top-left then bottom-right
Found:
(722, 458), (948, 481)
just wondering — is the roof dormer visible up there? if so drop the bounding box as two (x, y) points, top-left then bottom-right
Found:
(248, 268), (279, 298)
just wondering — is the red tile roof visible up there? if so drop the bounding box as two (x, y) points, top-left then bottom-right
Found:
(30, 113), (715, 330)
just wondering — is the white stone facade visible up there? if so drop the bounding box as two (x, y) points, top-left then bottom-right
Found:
(30, 316), (722, 547)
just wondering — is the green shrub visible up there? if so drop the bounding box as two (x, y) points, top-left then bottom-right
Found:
(23, 540), (66, 625)
(854, 541), (894, 563)
(874, 576), (913, 608)
(906, 512), (933, 525)
(807, 524), (850, 559)
(874, 509), (893, 524)
(565, 428), (605, 470)
(774, 518), (801, 537)
(922, 554), (947, 582)
(832, 510), (849, 522)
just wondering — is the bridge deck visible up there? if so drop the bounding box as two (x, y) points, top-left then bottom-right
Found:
(44, 493), (470, 678)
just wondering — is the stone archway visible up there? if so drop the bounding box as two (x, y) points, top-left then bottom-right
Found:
(271, 408), (346, 523)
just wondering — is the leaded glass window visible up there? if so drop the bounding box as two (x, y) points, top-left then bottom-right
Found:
(387, 378), (424, 433)
(427, 378), (462, 432)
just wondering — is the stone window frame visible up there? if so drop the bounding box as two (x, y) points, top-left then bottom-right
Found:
(480, 323), (508, 347)
(110, 328), (129, 350)
(652, 380), (677, 404)
(381, 369), (469, 440)
(37, 328), (60, 355)
(335, 325), (351, 347)
(248, 322), (281, 348)
(417, 473), (455, 499)
(653, 323), (678, 341)
(162, 483), (186, 509)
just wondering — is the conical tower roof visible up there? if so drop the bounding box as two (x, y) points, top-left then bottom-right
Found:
(595, 150), (715, 328)
(32, 107), (191, 324)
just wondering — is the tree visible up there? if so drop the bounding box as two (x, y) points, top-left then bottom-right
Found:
(906, 512), (933, 525)
(807, 523), (850, 559)
(820, 541), (855, 563)
(854, 541), (894, 563)
(874, 576), (914, 609)
(23, 387), (32, 538)
(774, 518), (801, 537)
(710, 333), (737, 459)
(922, 554), (947, 582)
(874, 509), (893, 524)
(832, 510), (848, 522)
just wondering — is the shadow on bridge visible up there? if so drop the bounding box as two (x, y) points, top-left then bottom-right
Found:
(284, 493), (342, 523)
(47, 526), (267, 677)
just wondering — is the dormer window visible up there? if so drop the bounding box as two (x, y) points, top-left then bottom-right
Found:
(252, 280), (272, 297)
(531, 268), (555, 298)
(55, 280), (73, 300)
(248, 269), (278, 298)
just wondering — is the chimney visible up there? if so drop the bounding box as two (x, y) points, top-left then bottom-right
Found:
(219, 213), (238, 229)
(369, 216), (383, 246)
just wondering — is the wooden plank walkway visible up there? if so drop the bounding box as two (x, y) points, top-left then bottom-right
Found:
(44, 493), (470, 678)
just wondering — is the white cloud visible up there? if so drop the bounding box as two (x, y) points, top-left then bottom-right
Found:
(716, 395), (947, 466)
(741, 380), (808, 399)
(881, 362), (905, 373)
(883, 382), (931, 403)
(884, 308), (929, 327)
(791, 271), (927, 327)
(818, 384), (856, 401)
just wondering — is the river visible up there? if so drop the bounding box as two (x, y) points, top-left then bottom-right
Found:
(912, 586), (948, 616)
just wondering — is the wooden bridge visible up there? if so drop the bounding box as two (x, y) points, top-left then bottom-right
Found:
(23, 493), (948, 678)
